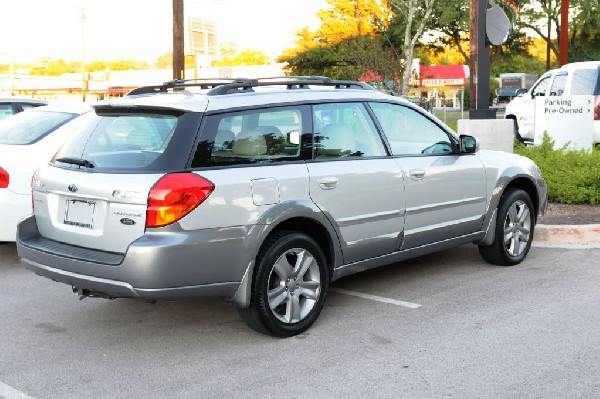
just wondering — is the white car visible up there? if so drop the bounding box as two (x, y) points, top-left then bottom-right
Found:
(0, 98), (48, 121)
(0, 103), (90, 241)
(505, 61), (600, 144)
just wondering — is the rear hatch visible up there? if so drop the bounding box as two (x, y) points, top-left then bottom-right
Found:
(32, 108), (202, 254)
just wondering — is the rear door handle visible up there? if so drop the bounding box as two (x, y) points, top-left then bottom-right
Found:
(318, 177), (339, 190)
(409, 169), (426, 180)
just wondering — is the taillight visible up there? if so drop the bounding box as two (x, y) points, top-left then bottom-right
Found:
(594, 96), (599, 121)
(146, 173), (215, 228)
(0, 167), (8, 189)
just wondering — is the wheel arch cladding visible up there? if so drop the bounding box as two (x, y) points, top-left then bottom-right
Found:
(503, 177), (540, 218)
(264, 217), (336, 279)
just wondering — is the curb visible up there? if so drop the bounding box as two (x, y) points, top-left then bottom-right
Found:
(534, 224), (600, 248)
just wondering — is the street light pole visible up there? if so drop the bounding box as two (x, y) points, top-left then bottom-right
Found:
(469, 0), (496, 119)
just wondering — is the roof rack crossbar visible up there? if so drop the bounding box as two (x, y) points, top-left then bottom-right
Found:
(127, 77), (374, 96)
(127, 78), (253, 96)
(206, 78), (374, 96)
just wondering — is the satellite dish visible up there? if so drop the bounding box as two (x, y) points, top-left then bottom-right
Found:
(486, 0), (518, 45)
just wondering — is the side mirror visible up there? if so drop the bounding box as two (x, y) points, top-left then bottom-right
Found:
(287, 130), (300, 145)
(459, 135), (478, 154)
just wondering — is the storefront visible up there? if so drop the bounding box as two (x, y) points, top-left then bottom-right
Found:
(414, 64), (469, 108)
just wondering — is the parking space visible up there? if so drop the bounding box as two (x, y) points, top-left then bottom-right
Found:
(1, 242), (599, 398)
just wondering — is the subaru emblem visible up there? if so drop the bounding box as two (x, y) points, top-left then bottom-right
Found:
(68, 184), (78, 193)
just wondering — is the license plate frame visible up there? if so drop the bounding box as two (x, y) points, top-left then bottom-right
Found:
(63, 199), (96, 229)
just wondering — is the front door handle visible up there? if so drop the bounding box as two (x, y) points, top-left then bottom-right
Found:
(318, 177), (339, 190)
(409, 169), (426, 180)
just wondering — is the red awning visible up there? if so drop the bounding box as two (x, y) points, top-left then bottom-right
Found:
(419, 65), (469, 86)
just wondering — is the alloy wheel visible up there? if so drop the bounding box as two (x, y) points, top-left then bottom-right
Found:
(267, 248), (321, 324)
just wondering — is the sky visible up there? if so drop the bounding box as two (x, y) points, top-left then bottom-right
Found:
(0, 0), (327, 64)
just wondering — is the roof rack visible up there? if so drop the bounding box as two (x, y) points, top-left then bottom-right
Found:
(126, 76), (374, 97)
(126, 78), (242, 96)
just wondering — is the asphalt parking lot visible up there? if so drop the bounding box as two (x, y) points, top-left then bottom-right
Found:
(1, 242), (598, 399)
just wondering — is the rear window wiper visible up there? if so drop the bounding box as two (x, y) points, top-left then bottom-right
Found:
(55, 157), (95, 168)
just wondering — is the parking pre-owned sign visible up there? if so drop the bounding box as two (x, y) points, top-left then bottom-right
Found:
(534, 96), (594, 152)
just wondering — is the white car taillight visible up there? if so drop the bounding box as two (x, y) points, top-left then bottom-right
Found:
(0, 167), (9, 189)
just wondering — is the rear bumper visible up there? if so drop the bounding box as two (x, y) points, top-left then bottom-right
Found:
(17, 215), (251, 301)
(0, 190), (31, 242)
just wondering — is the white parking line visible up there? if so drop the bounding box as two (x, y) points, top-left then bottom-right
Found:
(330, 288), (422, 309)
(0, 382), (34, 399)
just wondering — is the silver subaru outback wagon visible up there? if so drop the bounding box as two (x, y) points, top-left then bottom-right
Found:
(17, 77), (547, 337)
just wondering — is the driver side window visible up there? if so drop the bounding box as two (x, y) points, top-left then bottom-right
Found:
(532, 76), (550, 97)
(369, 102), (453, 156)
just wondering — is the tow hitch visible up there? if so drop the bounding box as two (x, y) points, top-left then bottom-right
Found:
(72, 286), (115, 300)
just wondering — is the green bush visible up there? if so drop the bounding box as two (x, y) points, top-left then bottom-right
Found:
(514, 134), (600, 205)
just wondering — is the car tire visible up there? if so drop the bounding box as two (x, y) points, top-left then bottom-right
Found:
(238, 231), (329, 337)
(509, 117), (523, 143)
(479, 188), (535, 266)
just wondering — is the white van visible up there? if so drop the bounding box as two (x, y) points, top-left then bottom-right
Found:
(505, 61), (600, 144)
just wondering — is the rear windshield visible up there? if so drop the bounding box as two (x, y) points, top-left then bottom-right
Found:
(52, 111), (179, 171)
(571, 67), (600, 95)
(0, 104), (14, 121)
(0, 110), (77, 145)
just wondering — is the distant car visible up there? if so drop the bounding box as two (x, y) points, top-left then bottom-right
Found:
(404, 96), (426, 108)
(492, 87), (520, 106)
(0, 98), (48, 122)
(0, 103), (90, 241)
(505, 62), (600, 143)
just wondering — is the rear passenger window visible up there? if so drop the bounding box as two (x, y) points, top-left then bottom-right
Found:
(369, 102), (453, 156)
(571, 68), (600, 95)
(312, 103), (387, 158)
(201, 106), (303, 166)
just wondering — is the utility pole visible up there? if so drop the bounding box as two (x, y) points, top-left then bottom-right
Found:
(81, 8), (87, 102)
(173, 0), (185, 80)
(559, 0), (569, 66)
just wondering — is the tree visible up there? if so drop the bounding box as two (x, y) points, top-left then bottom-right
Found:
(278, 0), (393, 66)
(518, 0), (600, 65)
(312, 0), (392, 43)
(426, 0), (470, 63)
(518, 0), (561, 68)
(388, 0), (437, 94)
(280, 37), (367, 80)
(280, 0), (439, 93)
(87, 60), (150, 72)
(212, 49), (271, 67)
(154, 52), (194, 69)
(569, 0), (600, 61)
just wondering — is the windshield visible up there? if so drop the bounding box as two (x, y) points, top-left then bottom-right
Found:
(0, 110), (77, 145)
(498, 88), (518, 96)
(53, 111), (179, 171)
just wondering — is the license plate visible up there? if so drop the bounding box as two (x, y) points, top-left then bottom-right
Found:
(63, 199), (96, 229)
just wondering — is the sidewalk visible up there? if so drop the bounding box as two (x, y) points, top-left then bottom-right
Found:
(534, 223), (600, 248)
